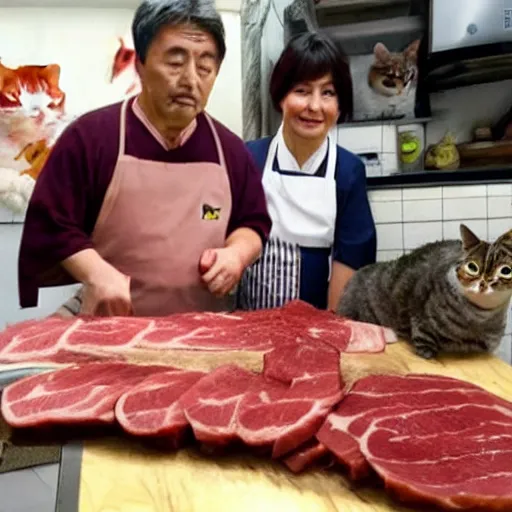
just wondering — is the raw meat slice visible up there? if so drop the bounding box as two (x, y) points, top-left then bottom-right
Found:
(318, 374), (512, 511)
(316, 422), (372, 480)
(138, 316), (290, 352)
(236, 371), (343, 458)
(280, 300), (396, 353)
(1, 362), (169, 428)
(115, 369), (206, 438)
(253, 339), (343, 458)
(263, 338), (340, 383)
(0, 316), (141, 364)
(178, 365), (257, 445)
(0, 299), (393, 368)
(63, 317), (153, 349)
(281, 440), (330, 473)
(343, 320), (397, 352)
(0, 317), (76, 363)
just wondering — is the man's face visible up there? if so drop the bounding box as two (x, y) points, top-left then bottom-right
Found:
(137, 23), (220, 129)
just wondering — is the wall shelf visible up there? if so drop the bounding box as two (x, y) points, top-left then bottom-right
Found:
(367, 166), (512, 189)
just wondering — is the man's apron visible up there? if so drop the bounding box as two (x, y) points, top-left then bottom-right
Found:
(57, 98), (232, 317)
(238, 124), (338, 309)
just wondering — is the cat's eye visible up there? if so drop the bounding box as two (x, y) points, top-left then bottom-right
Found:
(498, 265), (512, 279)
(464, 261), (480, 276)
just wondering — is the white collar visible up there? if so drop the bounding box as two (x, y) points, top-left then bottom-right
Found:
(276, 126), (329, 176)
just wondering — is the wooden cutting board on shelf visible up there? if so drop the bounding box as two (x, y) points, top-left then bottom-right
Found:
(60, 342), (512, 512)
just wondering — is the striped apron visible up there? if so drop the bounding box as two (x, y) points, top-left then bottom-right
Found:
(239, 124), (337, 310)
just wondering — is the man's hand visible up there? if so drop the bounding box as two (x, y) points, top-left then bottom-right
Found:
(81, 268), (133, 316)
(62, 249), (133, 316)
(199, 247), (243, 297)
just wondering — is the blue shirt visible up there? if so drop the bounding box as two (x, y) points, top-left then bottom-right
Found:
(246, 136), (377, 309)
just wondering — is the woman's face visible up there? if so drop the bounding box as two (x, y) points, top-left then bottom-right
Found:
(280, 73), (339, 143)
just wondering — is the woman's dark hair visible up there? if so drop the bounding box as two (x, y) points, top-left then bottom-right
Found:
(269, 31), (353, 122)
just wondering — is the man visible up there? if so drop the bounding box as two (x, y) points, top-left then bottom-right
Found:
(18, 0), (272, 317)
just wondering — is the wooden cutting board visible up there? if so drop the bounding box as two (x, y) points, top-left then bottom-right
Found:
(69, 342), (512, 512)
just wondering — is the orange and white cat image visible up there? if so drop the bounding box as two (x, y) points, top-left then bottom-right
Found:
(14, 139), (51, 181)
(0, 58), (68, 155)
(110, 38), (140, 96)
(0, 58), (68, 214)
(0, 60), (65, 112)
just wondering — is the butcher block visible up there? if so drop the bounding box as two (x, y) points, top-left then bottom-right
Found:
(56, 341), (512, 512)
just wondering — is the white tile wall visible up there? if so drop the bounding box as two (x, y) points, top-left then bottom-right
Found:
(369, 182), (512, 364)
(403, 199), (442, 222)
(403, 221), (443, 249)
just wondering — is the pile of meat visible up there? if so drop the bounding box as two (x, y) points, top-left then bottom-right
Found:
(0, 300), (395, 365)
(0, 300), (511, 511)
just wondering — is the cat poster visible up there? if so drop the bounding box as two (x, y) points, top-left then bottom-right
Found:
(350, 39), (421, 122)
(0, 7), (139, 215)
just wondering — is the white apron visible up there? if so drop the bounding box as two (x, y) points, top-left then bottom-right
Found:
(239, 126), (337, 309)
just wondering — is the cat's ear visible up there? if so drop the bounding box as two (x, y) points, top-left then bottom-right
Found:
(460, 224), (481, 251)
(495, 228), (512, 244)
(373, 43), (391, 63)
(404, 39), (421, 62)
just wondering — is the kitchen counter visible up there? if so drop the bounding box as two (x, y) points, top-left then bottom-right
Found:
(367, 167), (512, 189)
(51, 341), (512, 512)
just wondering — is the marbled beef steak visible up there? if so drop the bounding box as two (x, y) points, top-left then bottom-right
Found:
(317, 374), (512, 511)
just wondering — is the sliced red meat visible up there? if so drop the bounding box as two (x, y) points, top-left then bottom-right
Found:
(318, 373), (512, 511)
(253, 339), (343, 458)
(342, 319), (397, 352)
(63, 317), (151, 350)
(138, 316), (290, 352)
(178, 365), (257, 445)
(0, 300), (393, 368)
(316, 422), (372, 480)
(280, 300), (395, 353)
(263, 338), (340, 383)
(281, 440), (330, 473)
(1, 362), (168, 428)
(115, 369), (206, 438)
(0, 317), (75, 363)
(236, 372), (343, 458)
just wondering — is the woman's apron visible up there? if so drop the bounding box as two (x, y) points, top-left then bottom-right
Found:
(239, 125), (337, 309)
(57, 98), (232, 317)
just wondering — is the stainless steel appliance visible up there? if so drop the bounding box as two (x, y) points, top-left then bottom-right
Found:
(430, 0), (512, 53)
(427, 0), (512, 90)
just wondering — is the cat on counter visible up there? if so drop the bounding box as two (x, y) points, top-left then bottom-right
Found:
(350, 39), (420, 122)
(337, 224), (512, 359)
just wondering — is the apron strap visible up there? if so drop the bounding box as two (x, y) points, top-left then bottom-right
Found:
(204, 112), (227, 170)
(117, 98), (130, 159)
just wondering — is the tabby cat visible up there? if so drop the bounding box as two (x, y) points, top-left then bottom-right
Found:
(350, 39), (420, 121)
(337, 224), (512, 359)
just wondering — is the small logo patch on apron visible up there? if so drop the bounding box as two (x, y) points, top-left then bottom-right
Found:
(202, 203), (221, 220)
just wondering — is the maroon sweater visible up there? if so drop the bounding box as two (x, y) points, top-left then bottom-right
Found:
(18, 97), (272, 308)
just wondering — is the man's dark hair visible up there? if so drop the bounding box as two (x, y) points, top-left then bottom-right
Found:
(132, 0), (226, 64)
(269, 31), (353, 122)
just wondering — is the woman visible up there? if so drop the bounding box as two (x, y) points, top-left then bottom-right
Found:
(238, 31), (377, 311)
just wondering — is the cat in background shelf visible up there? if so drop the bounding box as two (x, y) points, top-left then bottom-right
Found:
(350, 39), (420, 121)
(337, 224), (512, 360)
